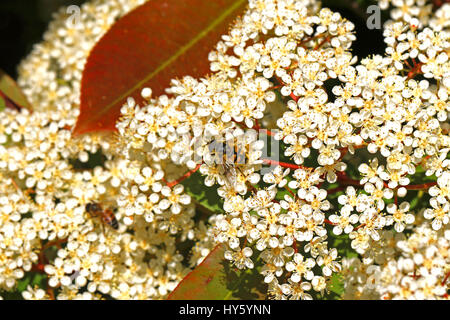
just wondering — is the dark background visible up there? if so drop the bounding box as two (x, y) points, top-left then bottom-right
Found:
(0, 0), (385, 80)
(0, 0), (86, 78)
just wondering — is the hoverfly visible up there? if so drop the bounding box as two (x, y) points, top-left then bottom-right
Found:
(206, 137), (247, 188)
(85, 202), (119, 230)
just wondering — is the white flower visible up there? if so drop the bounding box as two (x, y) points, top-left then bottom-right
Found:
(285, 253), (315, 282)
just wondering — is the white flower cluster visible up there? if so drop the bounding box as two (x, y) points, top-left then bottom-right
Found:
(0, 0), (448, 300)
(338, 0), (450, 300)
(116, 0), (450, 299)
(341, 221), (449, 299)
(0, 0), (213, 300)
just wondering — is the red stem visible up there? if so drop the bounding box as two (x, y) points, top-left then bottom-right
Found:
(269, 85), (283, 90)
(46, 283), (55, 300)
(246, 181), (259, 195)
(31, 263), (45, 273)
(261, 129), (276, 137)
(254, 119), (261, 130)
(407, 62), (423, 80)
(404, 59), (412, 69)
(405, 182), (436, 190)
(284, 185), (296, 197)
(339, 148), (348, 161)
(31, 238), (68, 274)
(354, 223), (366, 230)
(166, 164), (201, 188)
(262, 159), (311, 170)
(289, 92), (299, 102)
(336, 172), (361, 186)
(442, 271), (450, 286)
(314, 36), (330, 50)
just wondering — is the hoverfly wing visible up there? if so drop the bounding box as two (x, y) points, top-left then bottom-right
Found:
(222, 163), (237, 188)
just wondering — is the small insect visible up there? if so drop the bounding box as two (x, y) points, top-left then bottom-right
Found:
(206, 138), (246, 187)
(85, 202), (118, 230)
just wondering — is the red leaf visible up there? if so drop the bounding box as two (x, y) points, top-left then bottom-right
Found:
(0, 69), (32, 111)
(74, 0), (247, 136)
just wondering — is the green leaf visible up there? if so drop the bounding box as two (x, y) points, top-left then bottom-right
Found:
(17, 276), (31, 292)
(328, 273), (344, 297)
(181, 171), (223, 213)
(0, 96), (5, 111)
(330, 234), (358, 259)
(168, 244), (266, 300)
(0, 272), (47, 300)
(30, 273), (47, 288)
(0, 69), (32, 110)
